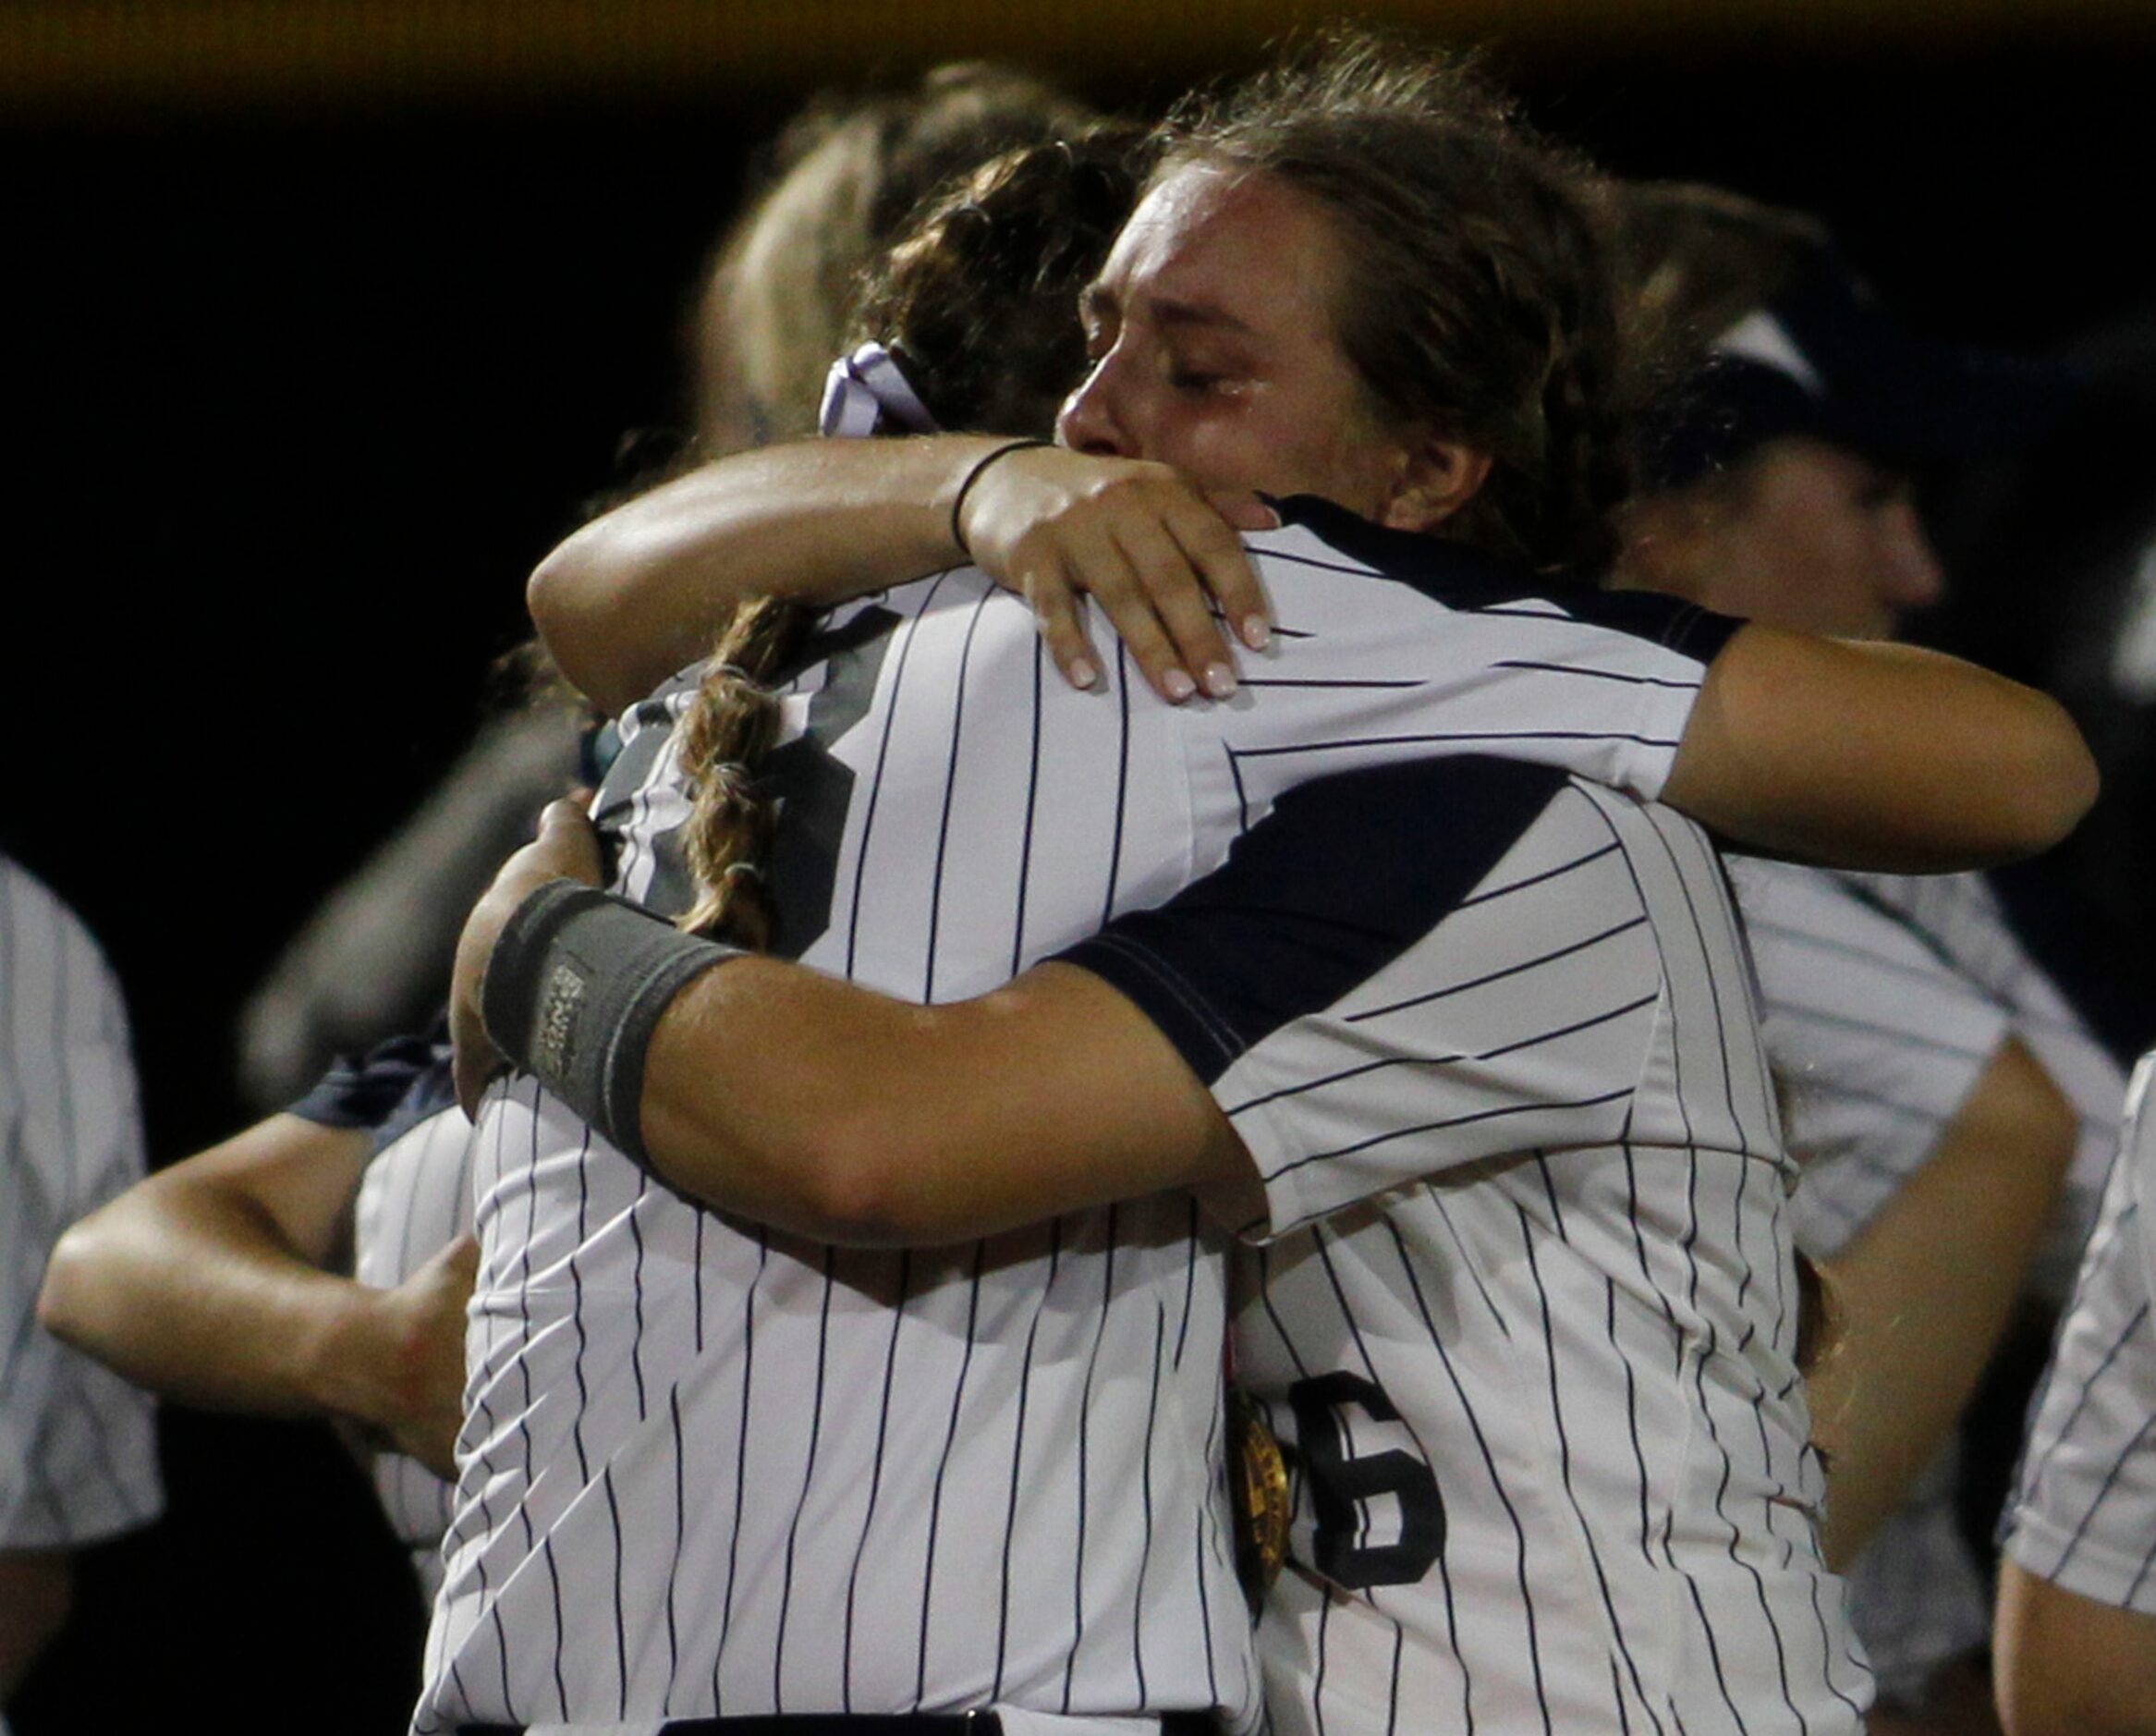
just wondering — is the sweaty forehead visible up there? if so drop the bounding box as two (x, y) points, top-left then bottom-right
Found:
(1093, 163), (1339, 332)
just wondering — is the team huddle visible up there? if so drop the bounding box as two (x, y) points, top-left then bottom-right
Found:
(24, 28), (2156, 1736)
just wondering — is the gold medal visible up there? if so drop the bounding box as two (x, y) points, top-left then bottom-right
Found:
(1228, 1387), (1290, 1609)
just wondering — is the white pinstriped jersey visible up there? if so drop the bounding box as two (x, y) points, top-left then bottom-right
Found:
(1734, 863), (2120, 1278)
(1068, 764), (1868, 1735)
(1730, 860), (2125, 1693)
(2004, 1053), (2156, 1611)
(415, 501), (1745, 1733)
(353, 1091), (473, 1599)
(0, 856), (162, 1553)
(289, 1031), (474, 1599)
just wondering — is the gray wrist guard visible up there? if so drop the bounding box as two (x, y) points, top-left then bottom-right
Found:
(481, 882), (742, 1167)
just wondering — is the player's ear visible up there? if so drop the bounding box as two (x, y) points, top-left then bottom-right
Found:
(1377, 437), (1493, 535)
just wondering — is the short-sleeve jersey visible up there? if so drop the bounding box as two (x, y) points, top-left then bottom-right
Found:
(2004, 1053), (2156, 1612)
(1735, 862), (2121, 1278)
(1066, 761), (1869, 1736)
(0, 856), (163, 1552)
(1731, 861), (2126, 1693)
(290, 1029), (472, 1598)
(415, 502), (1744, 1734)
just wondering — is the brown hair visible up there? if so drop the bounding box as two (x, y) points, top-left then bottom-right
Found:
(676, 127), (1146, 945)
(859, 123), (1154, 438)
(691, 64), (1097, 456)
(1160, 32), (1631, 578)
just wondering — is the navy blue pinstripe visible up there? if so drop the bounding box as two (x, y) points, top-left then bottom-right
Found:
(1102, 646), (1133, 926)
(664, 1385), (687, 1710)
(1009, 636), (1046, 978)
(711, 1229), (768, 1713)
(1375, 1216), (1539, 1735)
(1062, 1204), (1119, 1713)
(771, 1252), (839, 1709)
(1520, 1168), (1668, 1736)
(1131, 1297), (1168, 1703)
(992, 1224), (1059, 1701)
(843, 1251), (913, 1711)
(924, 588), (994, 1004)
(914, 1244), (988, 1705)
(843, 571), (950, 979)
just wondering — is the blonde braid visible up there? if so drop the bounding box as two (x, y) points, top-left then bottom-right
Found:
(676, 598), (816, 947)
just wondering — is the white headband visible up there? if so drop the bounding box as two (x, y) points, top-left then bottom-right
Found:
(818, 341), (941, 440)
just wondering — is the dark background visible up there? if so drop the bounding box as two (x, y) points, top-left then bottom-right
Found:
(6, 5), (2153, 1729)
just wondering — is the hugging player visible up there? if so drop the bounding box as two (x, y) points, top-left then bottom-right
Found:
(440, 36), (2092, 1736)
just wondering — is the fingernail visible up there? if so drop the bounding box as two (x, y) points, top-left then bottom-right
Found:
(1241, 616), (1272, 651)
(1162, 668), (1198, 703)
(1202, 662), (1237, 699)
(1068, 658), (1099, 691)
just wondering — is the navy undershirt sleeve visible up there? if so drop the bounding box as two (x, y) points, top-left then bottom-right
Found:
(1266, 495), (1747, 665)
(1056, 755), (1570, 1086)
(287, 1015), (454, 1145)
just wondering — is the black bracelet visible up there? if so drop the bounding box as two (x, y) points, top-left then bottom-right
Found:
(949, 437), (1053, 559)
(481, 882), (743, 1168)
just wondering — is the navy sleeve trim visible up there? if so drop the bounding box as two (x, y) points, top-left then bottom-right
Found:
(368, 1056), (459, 1153)
(1264, 495), (1745, 664)
(1054, 755), (1570, 1087)
(286, 1015), (451, 1131)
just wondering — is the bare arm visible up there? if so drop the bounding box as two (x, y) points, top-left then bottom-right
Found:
(528, 436), (1272, 717)
(1664, 625), (2098, 871)
(530, 437), (997, 715)
(37, 1116), (473, 1477)
(1807, 1036), (2077, 1566)
(1996, 1560), (2156, 1736)
(450, 802), (1259, 1247)
(639, 958), (1258, 1246)
(536, 440), (2092, 868)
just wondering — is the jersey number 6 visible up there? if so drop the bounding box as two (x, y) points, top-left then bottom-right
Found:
(1287, 1371), (1445, 1590)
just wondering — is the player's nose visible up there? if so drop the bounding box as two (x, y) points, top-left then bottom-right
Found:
(1875, 496), (1947, 617)
(1057, 354), (1138, 458)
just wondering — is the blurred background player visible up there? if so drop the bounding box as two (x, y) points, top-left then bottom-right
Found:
(231, 61), (1095, 1114)
(1993, 1056), (2156, 1736)
(0, 857), (162, 1732)
(39, 57), (1099, 1636)
(1932, 298), (2156, 1061)
(38, 1031), (475, 1594)
(1608, 180), (2124, 1736)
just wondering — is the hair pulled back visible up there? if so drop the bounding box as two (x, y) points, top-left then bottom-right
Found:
(859, 123), (1151, 438)
(1162, 33), (1630, 578)
(677, 128), (1144, 945)
(695, 63), (1097, 453)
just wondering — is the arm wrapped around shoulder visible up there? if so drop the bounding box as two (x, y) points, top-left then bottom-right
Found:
(482, 882), (745, 1167)
(1662, 624), (2099, 872)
